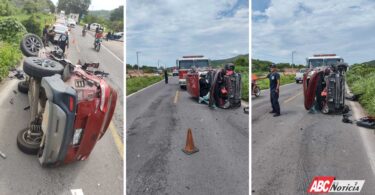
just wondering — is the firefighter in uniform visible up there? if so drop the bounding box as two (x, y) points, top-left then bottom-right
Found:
(267, 63), (281, 117)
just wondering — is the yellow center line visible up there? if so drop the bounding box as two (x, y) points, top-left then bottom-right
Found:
(284, 91), (303, 104)
(109, 122), (124, 160)
(174, 90), (180, 104)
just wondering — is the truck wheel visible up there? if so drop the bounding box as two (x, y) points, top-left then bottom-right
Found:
(18, 81), (29, 94)
(20, 33), (44, 57)
(23, 57), (64, 79)
(17, 128), (40, 155)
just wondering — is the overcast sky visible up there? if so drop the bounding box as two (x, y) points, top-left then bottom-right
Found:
(51, 0), (123, 10)
(127, 0), (249, 67)
(252, 0), (375, 65)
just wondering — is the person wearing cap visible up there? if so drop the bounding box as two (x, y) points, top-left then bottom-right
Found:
(268, 63), (281, 116)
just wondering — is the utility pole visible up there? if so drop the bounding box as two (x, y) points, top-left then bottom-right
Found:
(136, 51), (141, 73)
(292, 51), (296, 70)
(158, 59), (160, 69)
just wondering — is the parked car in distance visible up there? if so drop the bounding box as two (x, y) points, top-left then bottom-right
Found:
(172, 68), (178, 76)
(295, 68), (306, 83)
(67, 18), (76, 28)
(90, 23), (101, 31)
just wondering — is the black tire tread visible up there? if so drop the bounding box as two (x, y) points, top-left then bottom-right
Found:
(17, 128), (40, 155)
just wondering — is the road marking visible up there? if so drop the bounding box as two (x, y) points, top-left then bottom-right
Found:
(109, 122), (124, 160)
(126, 79), (164, 98)
(101, 44), (123, 63)
(70, 189), (84, 195)
(283, 91), (303, 103)
(174, 90), (180, 104)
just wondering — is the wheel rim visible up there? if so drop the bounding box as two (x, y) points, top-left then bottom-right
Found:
(22, 129), (42, 145)
(32, 58), (57, 68)
(25, 36), (42, 53)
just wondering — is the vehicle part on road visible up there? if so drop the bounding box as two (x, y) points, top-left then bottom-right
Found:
(345, 94), (361, 101)
(182, 128), (199, 155)
(303, 54), (348, 114)
(0, 150), (6, 159)
(23, 57), (64, 79)
(17, 127), (42, 155)
(342, 114), (353, 124)
(244, 106), (249, 114)
(356, 116), (375, 129)
(18, 80), (29, 94)
(20, 33), (44, 57)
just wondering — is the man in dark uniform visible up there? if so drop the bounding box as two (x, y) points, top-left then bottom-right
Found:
(58, 31), (69, 55)
(164, 69), (168, 84)
(268, 63), (281, 117)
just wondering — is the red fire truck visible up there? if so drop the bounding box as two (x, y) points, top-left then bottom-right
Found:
(176, 55), (210, 88)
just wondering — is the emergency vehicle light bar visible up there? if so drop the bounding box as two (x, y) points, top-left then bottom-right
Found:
(182, 55), (204, 58)
(313, 54), (336, 57)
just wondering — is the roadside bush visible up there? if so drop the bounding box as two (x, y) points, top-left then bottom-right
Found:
(0, 0), (14, 16)
(22, 15), (42, 36)
(0, 17), (27, 43)
(127, 76), (163, 95)
(347, 64), (375, 115)
(0, 42), (22, 80)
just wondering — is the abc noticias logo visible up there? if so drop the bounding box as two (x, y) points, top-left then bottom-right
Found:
(307, 176), (365, 193)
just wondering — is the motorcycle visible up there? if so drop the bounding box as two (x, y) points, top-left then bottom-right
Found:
(94, 38), (101, 52)
(251, 74), (261, 97)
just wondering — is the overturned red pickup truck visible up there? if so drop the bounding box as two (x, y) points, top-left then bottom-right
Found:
(180, 56), (241, 109)
(303, 54), (348, 114)
(16, 33), (117, 167)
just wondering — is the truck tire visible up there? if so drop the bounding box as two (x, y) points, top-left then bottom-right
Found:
(18, 81), (29, 94)
(17, 128), (40, 155)
(23, 57), (64, 79)
(20, 33), (44, 57)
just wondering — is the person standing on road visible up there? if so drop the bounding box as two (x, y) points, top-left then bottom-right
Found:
(58, 31), (69, 56)
(268, 63), (281, 117)
(164, 69), (168, 84)
(42, 25), (49, 46)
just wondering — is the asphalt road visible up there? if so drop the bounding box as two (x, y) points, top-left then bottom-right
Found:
(126, 77), (249, 194)
(0, 26), (123, 194)
(252, 83), (375, 194)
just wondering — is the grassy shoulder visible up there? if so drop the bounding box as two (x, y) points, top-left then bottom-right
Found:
(127, 76), (164, 95)
(346, 64), (375, 115)
(254, 72), (295, 90)
(236, 66), (249, 101)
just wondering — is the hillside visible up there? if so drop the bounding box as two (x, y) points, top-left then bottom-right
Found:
(211, 54), (249, 67)
(88, 10), (111, 19)
(10, 0), (54, 12)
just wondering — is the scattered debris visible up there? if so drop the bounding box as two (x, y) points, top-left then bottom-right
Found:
(342, 114), (353, 124)
(9, 98), (14, 104)
(8, 69), (25, 80)
(13, 90), (17, 94)
(356, 116), (375, 129)
(345, 94), (361, 101)
(24, 106), (30, 110)
(0, 150), (6, 159)
(243, 107), (249, 114)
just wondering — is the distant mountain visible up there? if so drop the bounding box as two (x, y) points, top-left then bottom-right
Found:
(211, 54), (249, 67)
(87, 10), (111, 19)
(360, 60), (375, 66)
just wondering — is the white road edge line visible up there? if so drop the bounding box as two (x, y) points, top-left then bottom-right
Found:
(126, 79), (164, 98)
(102, 44), (123, 63)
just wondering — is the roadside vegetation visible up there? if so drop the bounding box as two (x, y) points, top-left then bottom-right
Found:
(81, 6), (124, 32)
(346, 64), (375, 115)
(0, 0), (55, 80)
(252, 59), (303, 90)
(127, 76), (163, 95)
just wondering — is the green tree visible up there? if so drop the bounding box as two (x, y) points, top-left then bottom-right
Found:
(23, 1), (39, 14)
(110, 5), (123, 21)
(0, 0), (14, 16)
(57, 0), (91, 19)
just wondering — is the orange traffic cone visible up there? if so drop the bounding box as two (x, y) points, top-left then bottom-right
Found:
(182, 128), (199, 155)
